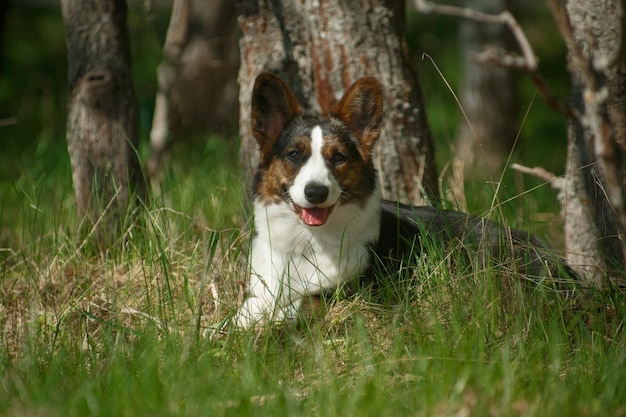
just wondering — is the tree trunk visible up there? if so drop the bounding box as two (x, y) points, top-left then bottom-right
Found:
(455, 0), (519, 176)
(61, 0), (145, 248)
(147, 0), (240, 178)
(555, 0), (626, 287)
(237, 0), (439, 205)
(147, 0), (192, 179)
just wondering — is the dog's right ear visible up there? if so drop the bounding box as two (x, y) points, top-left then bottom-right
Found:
(251, 73), (302, 151)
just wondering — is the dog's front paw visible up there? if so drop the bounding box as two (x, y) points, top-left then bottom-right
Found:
(233, 296), (269, 329)
(233, 296), (299, 329)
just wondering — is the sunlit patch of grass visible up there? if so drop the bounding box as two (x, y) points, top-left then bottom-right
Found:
(1, 134), (625, 416)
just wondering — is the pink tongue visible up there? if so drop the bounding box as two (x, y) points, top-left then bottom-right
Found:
(301, 207), (329, 226)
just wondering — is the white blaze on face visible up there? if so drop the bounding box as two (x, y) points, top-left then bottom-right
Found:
(289, 125), (342, 226)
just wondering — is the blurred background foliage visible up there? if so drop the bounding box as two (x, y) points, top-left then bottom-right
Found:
(407, 4), (569, 242)
(408, 6), (569, 172)
(0, 0), (570, 240)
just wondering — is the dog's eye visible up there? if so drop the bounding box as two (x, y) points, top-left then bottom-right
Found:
(331, 152), (347, 165)
(286, 150), (301, 162)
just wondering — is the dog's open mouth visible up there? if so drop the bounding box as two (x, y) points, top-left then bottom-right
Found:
(293, 204), (335, 226)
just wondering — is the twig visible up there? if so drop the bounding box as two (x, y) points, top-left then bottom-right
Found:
(413, 0), (578, 121)
(511, 163), (559, 187)
(414, 0), (536, 70)
(0, 117), (17, 127)
(510, 163), (571, 227)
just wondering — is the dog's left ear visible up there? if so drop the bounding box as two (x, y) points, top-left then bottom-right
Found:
(330, 77), (383, 156)
(251, 72), (302, 152)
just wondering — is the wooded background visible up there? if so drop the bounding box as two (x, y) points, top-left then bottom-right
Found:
(2, 0), (624, 287)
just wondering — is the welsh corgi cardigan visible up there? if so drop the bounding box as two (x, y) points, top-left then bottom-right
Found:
(234, 72), (573, 328)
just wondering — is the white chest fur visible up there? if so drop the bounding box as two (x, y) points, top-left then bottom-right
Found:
(235, 195), (381, 328)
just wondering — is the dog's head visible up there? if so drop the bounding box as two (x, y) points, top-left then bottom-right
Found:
(250, 72), (383, 227)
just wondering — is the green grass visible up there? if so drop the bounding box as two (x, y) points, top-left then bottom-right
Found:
(1, 137), (625, 417)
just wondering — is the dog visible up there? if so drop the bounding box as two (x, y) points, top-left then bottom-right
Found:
(234, 72), (574, 328)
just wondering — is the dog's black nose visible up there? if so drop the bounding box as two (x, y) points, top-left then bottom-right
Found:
(304, 183), (329, 204)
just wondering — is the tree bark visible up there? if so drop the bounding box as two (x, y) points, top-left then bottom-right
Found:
(147, 0), (240, 179)
(61, 0), (146, 247)
(455, 0), (519, 175)
(552, 0), (626, 287)
(237, 0), (439, 205)
(147, 0), (192, 179)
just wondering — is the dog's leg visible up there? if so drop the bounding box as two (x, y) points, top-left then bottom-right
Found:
(234, 242), (303, 328)
(234, 276), (301, 328)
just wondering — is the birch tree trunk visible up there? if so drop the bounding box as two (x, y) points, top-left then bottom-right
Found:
(238, 0), (439, 205)
(61, 0), (145, 248)
(553, 0), (626, 287)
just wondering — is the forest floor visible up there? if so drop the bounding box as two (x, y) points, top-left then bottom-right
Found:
(1, 138), (624, 417)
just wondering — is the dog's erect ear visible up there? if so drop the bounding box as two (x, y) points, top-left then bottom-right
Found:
(251, 72), (302, 149)
(330, 77), (383, 156)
